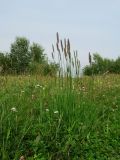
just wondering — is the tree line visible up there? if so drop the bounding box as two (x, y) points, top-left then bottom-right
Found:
(0, 37), (120, 76)
(0, 37), (59, 75)
(83, 53), (120, 75)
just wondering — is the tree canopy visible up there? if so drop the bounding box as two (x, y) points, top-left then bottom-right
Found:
(0, 36), (59, 75)
(83, 53), (120, 75)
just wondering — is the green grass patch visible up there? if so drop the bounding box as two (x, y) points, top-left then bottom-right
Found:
(0, 75), (120, 159)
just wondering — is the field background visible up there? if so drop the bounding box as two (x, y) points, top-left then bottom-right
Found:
(0, 74), (120, 159)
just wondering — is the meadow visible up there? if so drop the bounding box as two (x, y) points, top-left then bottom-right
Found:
(0, 74), (120, 159)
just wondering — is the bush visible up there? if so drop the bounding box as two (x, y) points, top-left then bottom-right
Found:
(0, 37), (59, 76)
(83, 53), (120, 75)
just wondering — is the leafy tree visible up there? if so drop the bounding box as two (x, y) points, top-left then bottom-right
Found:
(10, 37), (30, 73)
(29, 43), (59, 76)
(0, 52), (4, 65)
(0, 52), (4, 73)
(83, 65), (93, 76)
(0, 36), (59, 76)
(113, 57), (120, 73)
(43, 62), (59, 76)
(83, 53), (120, 75)
(30, 43), (45, 63)
(0, 52), (11, 74)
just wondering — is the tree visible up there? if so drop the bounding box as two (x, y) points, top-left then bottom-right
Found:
(0, 52), (4, 73)
(10, 37), (30, 73)
(0, 36), (59, 75)
(30, 43), (45, 63)
(43, 62), (59, 76)
(83, 53), (119, 75)
(83, 53), (104, 75)
(113, 57), (120, 73)
(0, 52), (4, 65)
(0, 52), (11, 74)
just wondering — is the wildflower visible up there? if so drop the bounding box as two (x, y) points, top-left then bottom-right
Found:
(32, 94), (35, 100)
(35, 84), (45, 90)
(45, 108), (49, 112)
(54, 110), (59, 114)
(11, 107), (17, 112)
(80, 86), (85, 91)
(35, 84), (40, 88)
(40, 85), (45, 90)
(19, 156), (25, 160)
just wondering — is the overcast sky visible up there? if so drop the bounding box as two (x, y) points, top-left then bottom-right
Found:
(0, 0), (120, 67)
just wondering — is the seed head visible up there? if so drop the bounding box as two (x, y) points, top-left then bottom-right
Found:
(56, 32), (59, 43)
(52, 44), (54, 53)
(89, 52), (92, 65)
(60, 40), (63, 52)
(56, 42), (60, 52)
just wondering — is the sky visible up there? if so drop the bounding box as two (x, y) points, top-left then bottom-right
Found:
(0, 0), (120, 67)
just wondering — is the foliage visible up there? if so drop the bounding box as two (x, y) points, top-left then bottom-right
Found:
(0, 52), (11, 74)
(83, 53), (120, 75)
(0, 37), (59, 76)
(111, 57), (120, 73)
(0, 75), (120, 159)
(43, 62), (59, 76)
(30, 43), (45, 63)
(10, 37), (30, 73)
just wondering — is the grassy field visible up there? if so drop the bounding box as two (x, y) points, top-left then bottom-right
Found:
(0, 74), (120, 159)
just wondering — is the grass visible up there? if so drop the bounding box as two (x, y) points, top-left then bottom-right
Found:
(0, 74), (120, 159)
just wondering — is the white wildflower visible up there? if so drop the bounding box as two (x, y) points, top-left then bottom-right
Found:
(19, 156), (25, 160)
(11, 107), (17, 112)
(54, 110), (59, 114)
(45, 109), (49, 112)
(35, 84), (40, 88)
(40, 85), (45, 89)
(35, 84), (45, 89)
